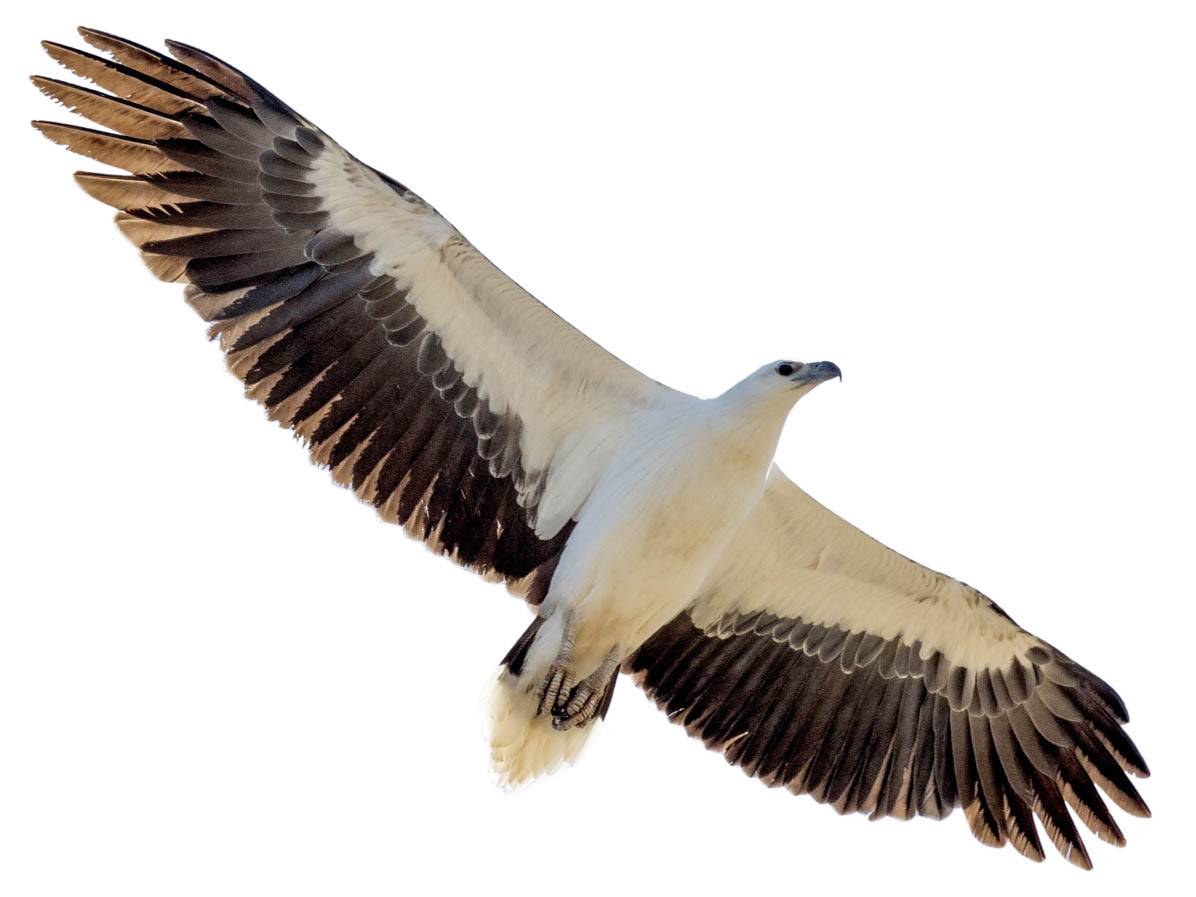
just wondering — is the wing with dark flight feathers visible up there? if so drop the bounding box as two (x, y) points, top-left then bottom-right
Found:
(628, 465), (1149, 868)
(33, 29), (676, 601)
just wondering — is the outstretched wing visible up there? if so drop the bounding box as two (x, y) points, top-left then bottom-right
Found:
(33, 29), (676, 600)
(628, 466), (1149, 868)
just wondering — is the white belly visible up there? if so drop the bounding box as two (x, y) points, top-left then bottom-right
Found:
(543, 405), (775, 676)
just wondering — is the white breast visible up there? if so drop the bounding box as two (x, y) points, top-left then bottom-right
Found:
(546, 398), (783, 660)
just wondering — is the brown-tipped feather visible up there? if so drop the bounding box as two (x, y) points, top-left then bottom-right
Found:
(33, 121), (185, 174)
(31, 76), (186, 140)
(77, 27), (227, 100)
(1057, 751), (1125, 846)
(1003, 789), (1046, 863)
(138, 252), (190, 283)
(41, 41), (205, 115)
(964, 799), (1005, 848)
(1075, 747), (1151, 818)
(1030, 767), (1093, 870)
(73, 172), (190, 210)
(1068, 719), (1151, 817)
(114, 215), (211, 249)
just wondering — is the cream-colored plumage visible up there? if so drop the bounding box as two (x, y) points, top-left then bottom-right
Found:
(694, 467), (1040, 671)
(307, 136), (674, 536)
(492, 373), (802, 784)
(33, 29), (1148, 869)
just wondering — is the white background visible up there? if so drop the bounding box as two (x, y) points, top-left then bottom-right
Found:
(2, 2), (1193, 895)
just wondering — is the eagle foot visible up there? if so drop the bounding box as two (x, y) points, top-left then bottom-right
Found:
(551, 649), (621, 731)
(551, 680), (604, 730)
(536, 662), (574, 717)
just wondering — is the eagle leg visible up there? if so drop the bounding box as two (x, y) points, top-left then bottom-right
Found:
(535, 611), (577, 717)
(552, 647), (621, 731)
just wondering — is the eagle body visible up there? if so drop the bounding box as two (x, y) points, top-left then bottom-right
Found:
(33, 28), (1150, 869)
(496, 385), (794, 777)
(544, 388), (786, 677)
(511, 387), (784, 736)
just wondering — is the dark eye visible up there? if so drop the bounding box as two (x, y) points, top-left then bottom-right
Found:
(776, 363), (795, 377)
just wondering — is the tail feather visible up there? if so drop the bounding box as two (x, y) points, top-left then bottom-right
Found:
(488, 671), (595, 788)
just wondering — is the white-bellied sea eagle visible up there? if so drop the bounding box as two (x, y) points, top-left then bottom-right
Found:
(32, 29), (1150, 869)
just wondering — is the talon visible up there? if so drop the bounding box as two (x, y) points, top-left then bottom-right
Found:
(536, 670), (557, 716)
(564, 684), (594, 718)
(555, 698), (595, 730)
(535, 634), (621, 729)
(537, 663), (573, 716)
(552, 674), (608, 731)
(556, 674), (574, 711)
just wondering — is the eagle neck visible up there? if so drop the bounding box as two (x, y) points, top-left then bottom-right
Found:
(703, 390), (794, 469)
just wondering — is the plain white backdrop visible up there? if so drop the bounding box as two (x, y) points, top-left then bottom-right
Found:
(2, 2), (1193, 895)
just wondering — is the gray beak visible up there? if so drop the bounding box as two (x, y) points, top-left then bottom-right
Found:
(792, 360), (842, 387)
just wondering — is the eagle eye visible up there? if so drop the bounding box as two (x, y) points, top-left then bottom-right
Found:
(776, 363), (796, 377)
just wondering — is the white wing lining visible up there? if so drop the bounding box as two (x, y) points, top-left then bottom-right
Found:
(695, 465), (1039, 672)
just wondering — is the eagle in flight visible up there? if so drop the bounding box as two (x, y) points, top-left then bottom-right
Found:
(33, 29), (1149, 869)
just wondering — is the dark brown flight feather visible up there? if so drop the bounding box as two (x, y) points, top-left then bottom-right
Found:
(627, 610), (1148, 869)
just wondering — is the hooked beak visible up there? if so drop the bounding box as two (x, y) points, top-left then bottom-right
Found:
(791, 360), (842, 388)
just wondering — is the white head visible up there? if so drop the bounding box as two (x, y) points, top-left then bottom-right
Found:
(711, 359), (842, 448)
(722, 359), (842, 410)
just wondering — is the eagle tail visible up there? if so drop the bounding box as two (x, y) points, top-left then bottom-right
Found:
(488, 669), (596, 788)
